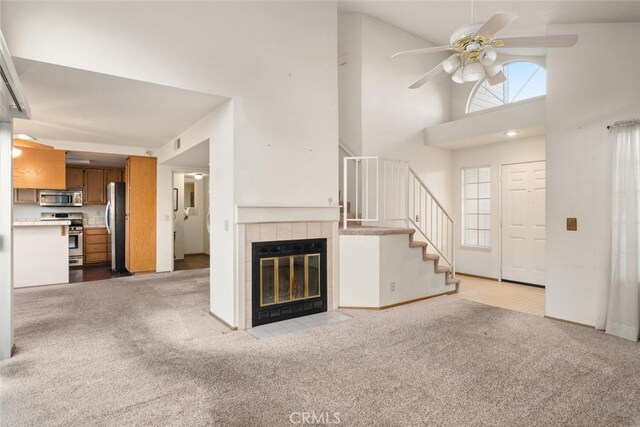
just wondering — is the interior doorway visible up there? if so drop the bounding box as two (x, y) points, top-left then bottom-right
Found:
(172, 171), (210, 271)
(500, 161), (546, 286)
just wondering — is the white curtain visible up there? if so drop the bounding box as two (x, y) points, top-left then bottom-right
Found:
(597, 120), (640, 341)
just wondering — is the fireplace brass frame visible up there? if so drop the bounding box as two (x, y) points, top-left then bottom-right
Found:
(259, 254), (321, 307)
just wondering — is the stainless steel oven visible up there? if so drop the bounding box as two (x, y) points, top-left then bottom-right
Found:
(68, 226), (83, 266)
(39, 190), (83, 207)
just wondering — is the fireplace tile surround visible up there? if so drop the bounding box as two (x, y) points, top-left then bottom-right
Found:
(244, 221), (335, 329)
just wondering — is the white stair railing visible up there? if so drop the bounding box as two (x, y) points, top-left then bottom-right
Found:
(342, 157), (408, 226)
(342, 157), (455, 276)
(407, 168), (455, 275)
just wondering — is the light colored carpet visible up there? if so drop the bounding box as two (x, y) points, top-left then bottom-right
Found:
(2, 269), (640, 426)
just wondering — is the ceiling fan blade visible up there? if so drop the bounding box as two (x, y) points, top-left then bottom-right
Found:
(486, 70), (506, 86)
(409, 63), (445, 89)
(391, 45), (452, 59)
(497, 34), (578, 48)
(474, 12), (518, 38)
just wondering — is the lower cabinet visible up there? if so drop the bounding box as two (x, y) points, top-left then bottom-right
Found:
(84, 227), (111, 264)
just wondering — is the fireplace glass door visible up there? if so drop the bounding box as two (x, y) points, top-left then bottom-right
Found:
(260, 254), (321, 307)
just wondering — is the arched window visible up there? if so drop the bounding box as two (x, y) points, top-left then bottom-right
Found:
(467, 61), (546, 113)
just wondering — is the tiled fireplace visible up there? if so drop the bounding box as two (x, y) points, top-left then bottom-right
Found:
(252, 238), (327, 326)
(244, 221), (335, 328)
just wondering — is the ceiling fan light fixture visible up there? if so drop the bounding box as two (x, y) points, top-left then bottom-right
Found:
(485, 62), (503, 77)
(442, 54), (462, 74)
(462, 61), (485, 82)
(479, 48), (497, 66)
(452, 67), (464, 84)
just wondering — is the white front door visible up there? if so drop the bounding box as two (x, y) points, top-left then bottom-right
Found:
(501, 161), (546, 286)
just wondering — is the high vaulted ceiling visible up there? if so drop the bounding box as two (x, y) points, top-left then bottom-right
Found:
(339, 1), (640, 46)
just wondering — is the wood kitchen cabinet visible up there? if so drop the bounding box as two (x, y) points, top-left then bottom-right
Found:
(104, 168), (122, 185)
(84, 227), (111, 264)
(84, 169), (105, 204)
(13, 188), (38, 204)
(125, 156), (157, 273)
(66, 167), (84, 188)
(67, 167), (124, 204)
(14, 147), (66, 189)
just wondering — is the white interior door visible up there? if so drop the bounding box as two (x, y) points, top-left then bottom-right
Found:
(501, 161), (546, 286)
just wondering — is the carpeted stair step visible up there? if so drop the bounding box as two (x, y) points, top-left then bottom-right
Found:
(446, 275), (461, 286)
(424, 253), (439, 262)
(410, 241), (428, 249)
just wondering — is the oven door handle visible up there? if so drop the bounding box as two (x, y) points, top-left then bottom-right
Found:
(105, 201), (111, 234)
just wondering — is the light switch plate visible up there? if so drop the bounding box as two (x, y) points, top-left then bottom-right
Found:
(567, 218), (577, 231)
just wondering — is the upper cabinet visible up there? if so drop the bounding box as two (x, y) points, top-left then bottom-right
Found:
(104, 168), (122, 185)
(66, 167), (84, 188)
(14, 147), (66, 189)
(84, 169), (105, 204)
(64, 166), (125, 205)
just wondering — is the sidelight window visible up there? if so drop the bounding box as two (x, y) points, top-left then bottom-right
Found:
(462, 166), (491, 248)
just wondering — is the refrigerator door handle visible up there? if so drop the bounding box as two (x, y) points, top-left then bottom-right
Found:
(105, 201), (111, 234)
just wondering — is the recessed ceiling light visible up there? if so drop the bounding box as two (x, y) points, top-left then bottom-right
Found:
(12, 147), (22, 158)
(504, 130), (519, 137)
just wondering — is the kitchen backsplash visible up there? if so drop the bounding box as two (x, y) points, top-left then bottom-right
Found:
(14, 205), (107, 226)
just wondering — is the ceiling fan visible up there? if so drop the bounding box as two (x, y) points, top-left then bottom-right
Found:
(391, 12), (578, 89)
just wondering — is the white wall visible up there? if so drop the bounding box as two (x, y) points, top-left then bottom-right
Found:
(545, 23), (640, 326)
(2, 1), (339, 209)
(339, 14), (453, 211)
(158, 101), (236, 326)
(452, 136), (546, 278)
(338, 13), (363, 157)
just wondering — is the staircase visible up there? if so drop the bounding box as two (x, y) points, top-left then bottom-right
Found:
(340, 153), (460, 293)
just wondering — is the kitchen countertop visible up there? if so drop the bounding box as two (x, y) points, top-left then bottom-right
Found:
(14, 221), (71, 227)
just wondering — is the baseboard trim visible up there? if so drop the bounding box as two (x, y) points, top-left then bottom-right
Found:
(209, 311), (238, 331)
(544, 315), (595, 329)
(339, 291), (456, 311)
(456, 272), (499, 281)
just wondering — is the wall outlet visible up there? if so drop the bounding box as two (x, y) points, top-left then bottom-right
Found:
(390, 282), (395, 292)
(415, 215), (420, 222)
(566, 218), (577, 231)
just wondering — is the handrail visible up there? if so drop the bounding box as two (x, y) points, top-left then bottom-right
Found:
(408, 167), (454, 223)
(407, 217), (452, 269)
(339, 141), (357, 157)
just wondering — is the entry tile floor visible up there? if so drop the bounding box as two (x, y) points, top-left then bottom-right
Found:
(248, 311), (352, 339)
(455, 274), (545, 316)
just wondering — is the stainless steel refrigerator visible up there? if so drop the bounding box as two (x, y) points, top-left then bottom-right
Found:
(106, 182), (127, 273)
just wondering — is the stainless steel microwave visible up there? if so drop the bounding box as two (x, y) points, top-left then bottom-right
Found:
(39, 190), (83, 207)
